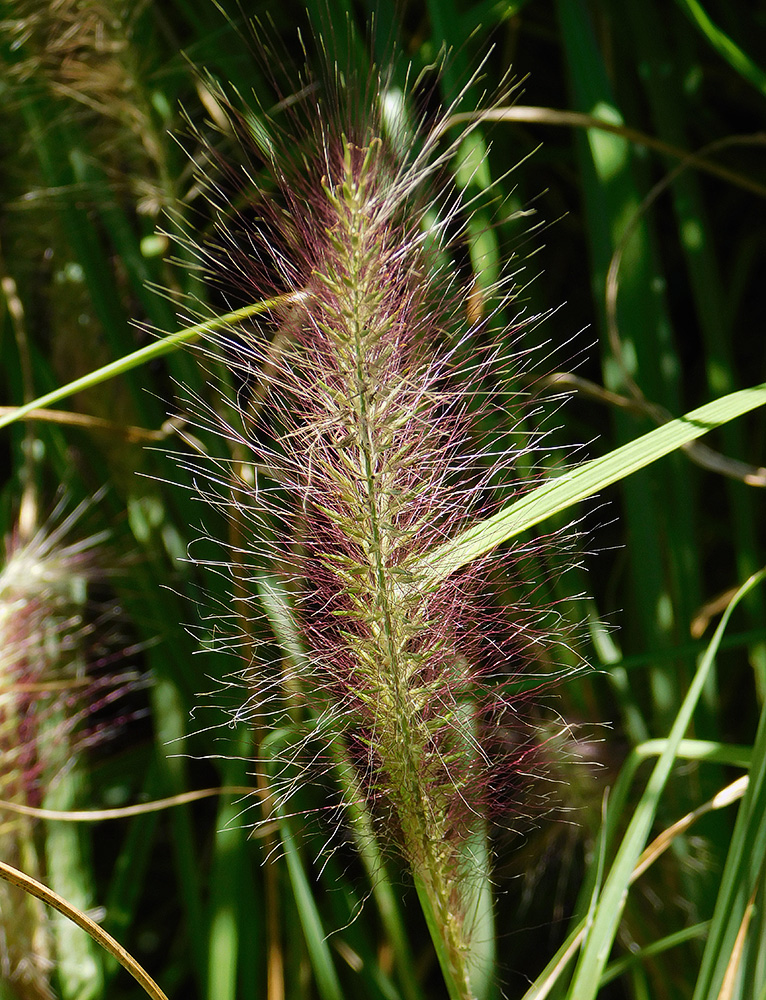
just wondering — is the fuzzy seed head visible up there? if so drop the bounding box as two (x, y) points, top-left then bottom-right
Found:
(0, 502), (141, 998)
(177, 37), (581, 999)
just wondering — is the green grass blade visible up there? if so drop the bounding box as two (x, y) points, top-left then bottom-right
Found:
(693, 688), (766, 998)
(675, 0), (766, 95)
(0, 293), (301, 432)
(261, 734), (344, 1000)
(414, 385), (766, 586)
(566, 566), (766, 1000)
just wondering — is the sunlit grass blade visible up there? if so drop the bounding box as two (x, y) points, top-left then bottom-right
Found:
(566, 566), (766, 1000)
(693, 686), (766, 998)
(414, 385), (766, 585)
(0, 294), (302, 432)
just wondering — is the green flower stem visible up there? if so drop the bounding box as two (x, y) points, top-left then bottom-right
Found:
(414, 872), (470, 1000)
(324, 142), (478, 1000)
(257, 573), (425, 1000)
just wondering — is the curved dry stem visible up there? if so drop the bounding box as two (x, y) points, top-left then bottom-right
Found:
(444, 107), (766, 199)
(443, 111), (766, 488)
(605, 133), (766, 487)
(0, 859), (168, 1000)
(0, 786), (255, 822)
(540, 373), (766, 487)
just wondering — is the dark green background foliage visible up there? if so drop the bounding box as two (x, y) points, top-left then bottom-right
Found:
(1, 1), (765, 998)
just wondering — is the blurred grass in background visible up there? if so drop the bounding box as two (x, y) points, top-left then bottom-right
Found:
(1, 1), (765, 998)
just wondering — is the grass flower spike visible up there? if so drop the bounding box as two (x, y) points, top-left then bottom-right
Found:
(0, 499), (141, 1000)
(181, 41), (577, 1000)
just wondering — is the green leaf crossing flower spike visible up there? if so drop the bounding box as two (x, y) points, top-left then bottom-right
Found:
(413, 384), (766, 586)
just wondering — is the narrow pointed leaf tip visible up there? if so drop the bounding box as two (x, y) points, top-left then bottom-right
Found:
(0, 293), (300, 432)
(415, 383), (766, 586)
